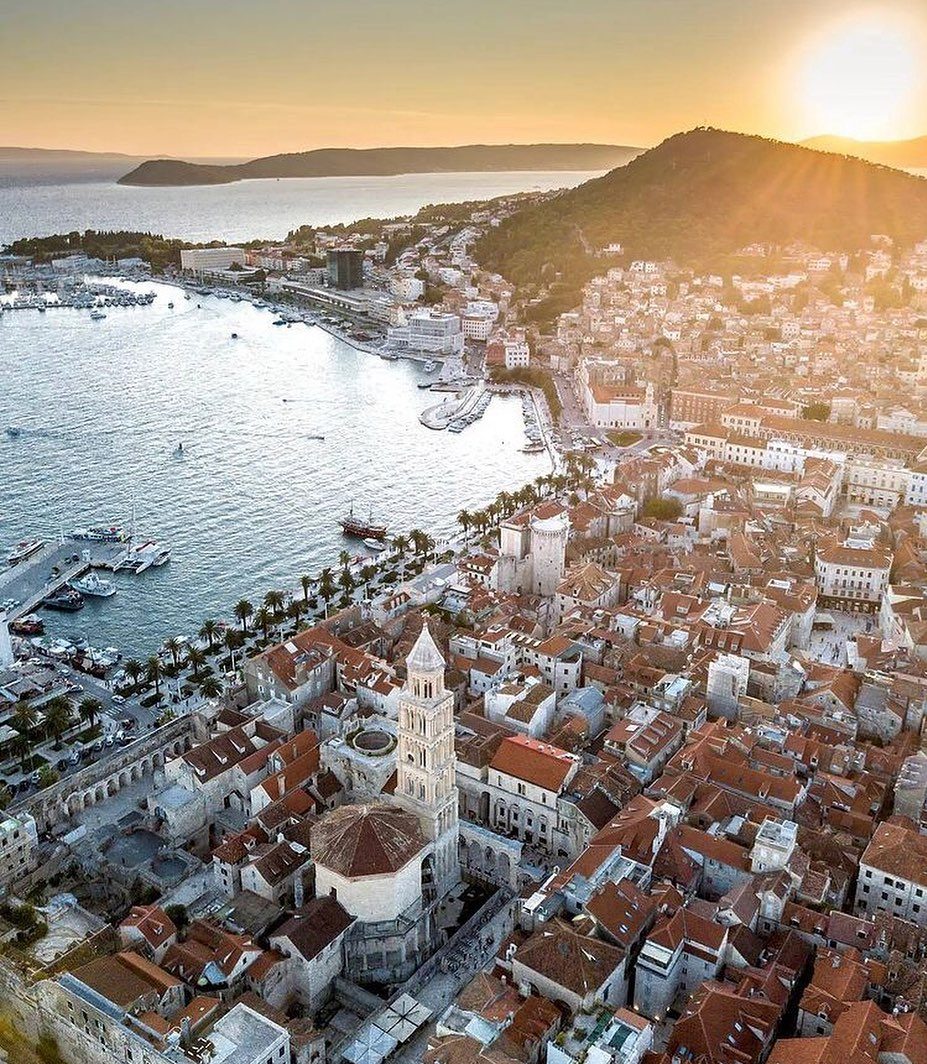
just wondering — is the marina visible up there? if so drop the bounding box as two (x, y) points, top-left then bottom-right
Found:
(0, 280), (550, 657)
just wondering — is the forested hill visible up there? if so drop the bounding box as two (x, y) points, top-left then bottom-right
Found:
(118, 143), (642, 186)
(475, 128), (927, 289)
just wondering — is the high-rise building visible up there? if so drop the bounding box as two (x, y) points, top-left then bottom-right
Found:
(395, 622), (460, 902)
(327, 247), (365, 290)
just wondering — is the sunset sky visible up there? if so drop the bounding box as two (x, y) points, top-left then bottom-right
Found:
(3, 0), (927, 158)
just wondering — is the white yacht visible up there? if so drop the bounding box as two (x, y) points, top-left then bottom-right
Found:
(73, 572), (117, 598)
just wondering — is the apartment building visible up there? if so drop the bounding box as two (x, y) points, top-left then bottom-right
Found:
(855, 819), (927, 926)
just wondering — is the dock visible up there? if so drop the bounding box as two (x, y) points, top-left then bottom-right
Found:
(0, 540), (129, 621)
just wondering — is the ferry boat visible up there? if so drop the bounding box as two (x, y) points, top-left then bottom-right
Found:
(71, 525), (129, 543)
(73, 572), (117, 598)
(6, 538), (45, 566)
(339, 505), (388, 540)
(43, 585), (84, 611)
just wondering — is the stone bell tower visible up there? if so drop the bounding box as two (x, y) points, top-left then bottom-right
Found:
(395, 622), (460, 901)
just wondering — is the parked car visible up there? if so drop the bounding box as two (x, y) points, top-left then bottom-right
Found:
(111, 694), (126, 705)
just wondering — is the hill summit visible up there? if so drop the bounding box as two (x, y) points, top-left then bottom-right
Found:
(476, 127), (927, 287)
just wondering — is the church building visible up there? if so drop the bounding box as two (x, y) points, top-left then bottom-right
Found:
(310, 622), (461, 984)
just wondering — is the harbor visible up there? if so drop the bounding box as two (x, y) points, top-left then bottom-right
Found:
(0, 280), (550, 658)
(0, 529), (164, 624)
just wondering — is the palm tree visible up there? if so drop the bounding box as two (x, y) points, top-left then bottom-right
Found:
(254, 605), (272, 641)
(124, 659), (144, 688)
(11, 699), (36, 737)
(497, 491), (514, 516)
(12, 732), (32, 773)
(264, 589), (285, 620)
(186, 646), (206, 680)
(288, 599), (303, 629)
(359, 564), (377, 599)
(299, 574), (313, 605)
(200, 676), (223, 700)
(163, 637), (182, 669)
(234, 598), (253, 633)
(224, 628), (244, 671)
(44, 696), (71, 750)
(199, 619), (218, 652)
(78, 696), (102, 729)
(457, 510), (472, 539)
(339, 567), (355, 597)
(409, 529), (428, 557)
(338, 549), (352, 570)
(317, 568), (336, 618)
(146, 655), (163, 697)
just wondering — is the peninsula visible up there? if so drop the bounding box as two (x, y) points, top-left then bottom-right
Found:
(117, 142), (642, 186)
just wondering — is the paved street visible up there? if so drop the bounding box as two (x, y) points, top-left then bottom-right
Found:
(393, 897), (515, 1064)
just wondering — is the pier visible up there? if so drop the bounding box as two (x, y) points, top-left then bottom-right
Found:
(0, 540), (130, 621)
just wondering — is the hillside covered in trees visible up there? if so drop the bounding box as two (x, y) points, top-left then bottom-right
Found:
(476, 128), (927, 294)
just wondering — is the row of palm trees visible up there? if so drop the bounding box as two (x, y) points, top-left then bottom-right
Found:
(113, 523), (442, 708)
(454, 463), (595, 541)
(7, 693), (109, 773)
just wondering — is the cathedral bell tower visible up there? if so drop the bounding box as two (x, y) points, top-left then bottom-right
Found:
(395, 621), (460, 902)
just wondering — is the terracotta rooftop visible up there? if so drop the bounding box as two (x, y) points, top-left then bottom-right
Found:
(311, 802), (426, 878)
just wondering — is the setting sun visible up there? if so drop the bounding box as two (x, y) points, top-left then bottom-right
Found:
(797, 15), (922, 140)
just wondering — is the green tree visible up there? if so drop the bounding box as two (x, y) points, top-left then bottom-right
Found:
(12, 731), (32, 772)
(146, 656), (163, 697)
(43, 697), (71, 749)
(317, 568), (336, 617)
(234, 598), (254, 632)
(224, 628), (244, 670)
(164, 903), (189, 932)
(38, 765), (59, 789)
(264, 589), (285, 620)
(200, 676), (223, 699)
(124, 659), (144, 687)
(254, 606), (272, 641)
(12, 699), (36, 736)
(198, 619), (218, 651)
(456, 510), (472, 539)
(300, 574), (313, 605)
(641, 497), (683, 521)
(802, 402), (831, 422)
(186, 646), (206, 680)
(163, 637), (182, 669)
(78, 697), (103, 729)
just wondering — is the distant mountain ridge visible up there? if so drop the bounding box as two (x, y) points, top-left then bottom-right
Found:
(0, 147), (246, 187)
(117, 144), (643, 186)
(476, 128), (927, 290)
(802, 134), (927, 170)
